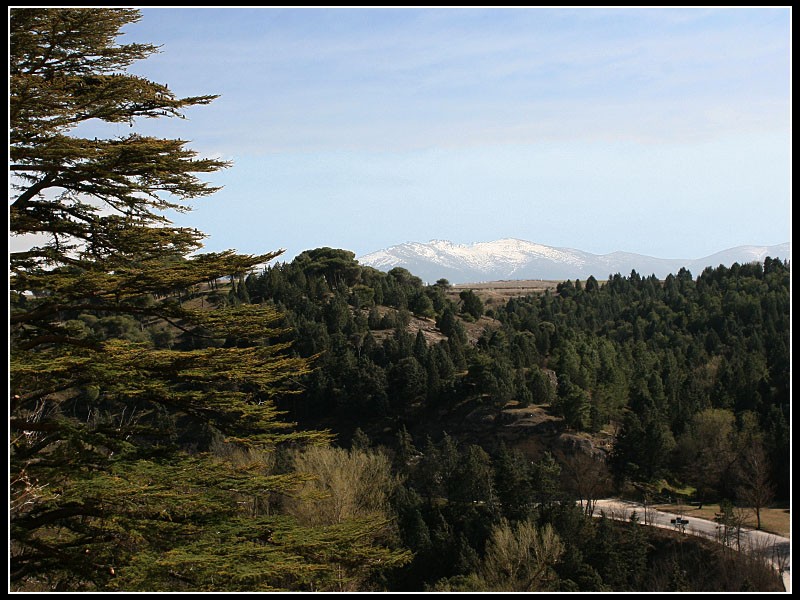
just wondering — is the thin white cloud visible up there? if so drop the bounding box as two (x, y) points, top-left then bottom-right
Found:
(120, 8), (788, 155)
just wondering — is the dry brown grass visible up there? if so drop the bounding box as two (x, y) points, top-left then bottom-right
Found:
(448, 280), (561, 307)
(651, 502), (790, 538)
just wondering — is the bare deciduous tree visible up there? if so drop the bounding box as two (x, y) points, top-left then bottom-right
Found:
(480, 519), (564, 591)
(735, 441), (775, 531)
(286, 445), (396, 526)
(559, 449), (612, 517)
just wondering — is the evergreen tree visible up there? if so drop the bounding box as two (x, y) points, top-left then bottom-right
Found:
(459, 289), (484, 321)
(531, 452), (563, 512)
(413, 329), (429, 363)
(10, 9), (402, 591)
(493, 444), (534, 521)
(351, 427), (372, 452)
(393, 425), (419, 475)
(553, 375), (591, 431)
(450, 445), (495, 505)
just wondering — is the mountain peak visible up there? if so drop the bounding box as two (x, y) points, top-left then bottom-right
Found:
(358, 239), (790, 284)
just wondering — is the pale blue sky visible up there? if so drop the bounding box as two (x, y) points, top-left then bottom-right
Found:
(117, 7), (790, 261)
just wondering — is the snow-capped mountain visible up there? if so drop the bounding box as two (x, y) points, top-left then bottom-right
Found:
(357, 238), (790, 284)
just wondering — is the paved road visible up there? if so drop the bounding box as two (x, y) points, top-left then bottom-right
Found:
(592, 499), (791, 593)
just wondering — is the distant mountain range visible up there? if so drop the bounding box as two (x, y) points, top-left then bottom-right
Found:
(357, 238), (790, 284)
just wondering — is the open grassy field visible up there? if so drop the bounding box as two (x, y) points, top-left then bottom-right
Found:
(448, 279), (562, 307)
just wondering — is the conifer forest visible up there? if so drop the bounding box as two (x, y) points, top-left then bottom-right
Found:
(10, 8), (789, 592)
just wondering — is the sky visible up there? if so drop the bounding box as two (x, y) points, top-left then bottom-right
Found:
(112, 7), (789, 262)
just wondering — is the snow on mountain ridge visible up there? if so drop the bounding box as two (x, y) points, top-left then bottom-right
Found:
(357, 239), (790, 284)
(375, 238), (588, 272)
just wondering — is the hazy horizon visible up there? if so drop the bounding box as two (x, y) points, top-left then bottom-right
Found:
(357, 237), (791, 261)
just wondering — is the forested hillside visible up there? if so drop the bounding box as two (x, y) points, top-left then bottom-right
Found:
(10, 8), (788, 593)
(241, 248), (789, 590)
(244, 249), (789, 502)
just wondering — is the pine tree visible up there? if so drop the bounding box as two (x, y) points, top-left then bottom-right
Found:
(10, 9), (404, 591)
(493, 443), (534, 522)
(459, 289), (484, 321)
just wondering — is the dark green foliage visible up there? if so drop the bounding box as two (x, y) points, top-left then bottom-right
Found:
(243, 253), (788, 588)
(553, 375), (591, 430)
(493, 443), (535, 521)
(247, 249), (788, 504)
(449, 445), (495, 504)
(351, 427), (372, 451)
(294, 247), (361, 291)
(10, 9), (409, 591)
(307, 262), (793, 587)
(459, 289), (484, 320)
